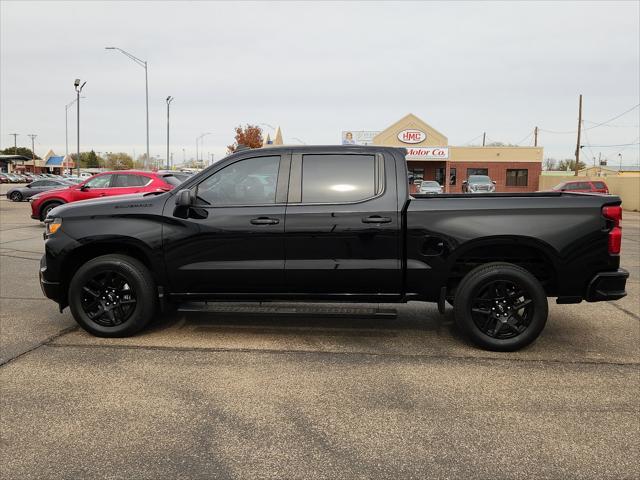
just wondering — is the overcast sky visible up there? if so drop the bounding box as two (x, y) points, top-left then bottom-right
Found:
(1, 1), (639, 166)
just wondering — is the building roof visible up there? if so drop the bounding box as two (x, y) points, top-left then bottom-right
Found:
(45, 156), (65, 166)
(0, 155), (32, 161)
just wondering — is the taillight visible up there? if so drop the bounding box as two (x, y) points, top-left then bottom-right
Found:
(602, 205), (622, 255)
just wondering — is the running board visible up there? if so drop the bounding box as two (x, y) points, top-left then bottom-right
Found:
(176, 302), (397, 319)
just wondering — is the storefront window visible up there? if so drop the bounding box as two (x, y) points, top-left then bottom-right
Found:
(467, 168), (488, 177)
(408, 167), (424, 184)
(435, 168), (444, 186)
(449, 167), (457, 185)
(506, 169), (528, 186)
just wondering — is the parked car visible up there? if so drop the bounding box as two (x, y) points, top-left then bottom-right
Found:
(6, 179), (75, 202)
(417, 180), (443, 195)
(6, 173), (22, 183)
(30, 170), (183, 220)
(462, 175), (496, 193)
(39, 146), (627, 351)
(551, 180), (609, 194)
(0, 173), (9, 183)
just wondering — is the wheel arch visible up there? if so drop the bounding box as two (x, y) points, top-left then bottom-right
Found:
(446, 235), (560, 296)
(39, 198), (67, 219)
(60, 239), (165, 296)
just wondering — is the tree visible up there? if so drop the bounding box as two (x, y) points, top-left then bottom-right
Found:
(0, 147), (40, 159)
(227, 124), (263, 153)
(557, 158), (586, 172)
(105, 152), (133, 170)
(485, 141), (518, 147)
(543, 158), (557, 171)
(85, 150), (100, 168)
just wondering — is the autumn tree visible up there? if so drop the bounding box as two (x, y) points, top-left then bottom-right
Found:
(227, 124), (263, 153)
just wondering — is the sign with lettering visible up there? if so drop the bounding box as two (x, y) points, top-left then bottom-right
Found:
(397, 129), (427, 144)
(405, 147), (449, 160)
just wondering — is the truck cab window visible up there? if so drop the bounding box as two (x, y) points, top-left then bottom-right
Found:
(196, 155), (280, 205)
(301, 154), (376, 203)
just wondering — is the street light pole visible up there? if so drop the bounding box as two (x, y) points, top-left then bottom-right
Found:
(105, 47), (149, 168)
(197, 132), (212, 165)
(65, 97), (85, 158)
(74, 79), (86, 177)
(166, 96), (173, 170)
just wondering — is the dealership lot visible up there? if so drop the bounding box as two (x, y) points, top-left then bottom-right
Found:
(1, 185), (638, 479)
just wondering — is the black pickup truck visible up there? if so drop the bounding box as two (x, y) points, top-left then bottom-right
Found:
(39, 146), (628, 350)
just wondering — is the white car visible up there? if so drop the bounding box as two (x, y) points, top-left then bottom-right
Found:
(418, 180), (443, 194)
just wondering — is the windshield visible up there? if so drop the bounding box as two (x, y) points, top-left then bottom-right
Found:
(421, 181), (440, 188)
(468, 175), (492, 184)
(552, 182), (566, 191)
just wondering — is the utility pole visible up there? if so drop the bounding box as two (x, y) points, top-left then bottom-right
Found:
(574, 94), (583, 176)
(9, 133), (19, 154)
(166, 96), (173, 170)
(209, 153), (214, 166)
(482, 132), (486, 147)
(28, 134), (37, 159)
(534, 126), (538, 147)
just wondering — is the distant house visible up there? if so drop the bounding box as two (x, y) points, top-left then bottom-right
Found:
(578, 165), (640, 177)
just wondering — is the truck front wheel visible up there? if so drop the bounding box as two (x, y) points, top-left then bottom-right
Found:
(68, 254), (157, 337)
(453, 262), (548, 351)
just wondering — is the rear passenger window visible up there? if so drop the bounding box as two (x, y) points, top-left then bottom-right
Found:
(113, 174), (151, 187)
(301, 154), (377, 203)
(593, 182), (606, 189)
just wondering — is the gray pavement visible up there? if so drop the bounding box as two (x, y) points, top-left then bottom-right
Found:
(1, 184), (639, 479)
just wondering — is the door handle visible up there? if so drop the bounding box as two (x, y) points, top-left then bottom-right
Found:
(362, 215), (392, 224)
(99, 193), (107, 197)
(250, 217), (279, 225)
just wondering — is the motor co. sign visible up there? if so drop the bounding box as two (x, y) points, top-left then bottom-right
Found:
(405, 147), (450, 160)
(397, 129), (426, 144)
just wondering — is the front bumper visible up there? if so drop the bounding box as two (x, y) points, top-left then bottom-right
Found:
(39, 255), (63, 304)
(585, 268), (629, 302)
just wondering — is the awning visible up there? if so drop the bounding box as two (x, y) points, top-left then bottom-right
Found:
(45, 156), (65, 166)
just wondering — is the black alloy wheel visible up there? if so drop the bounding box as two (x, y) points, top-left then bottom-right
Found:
(453, 262), (548, 351)
(10, 191), (22, 202)
(80, 271), (137, 327)
(470, 280), (533, 340)
(68, 254), (156, 337)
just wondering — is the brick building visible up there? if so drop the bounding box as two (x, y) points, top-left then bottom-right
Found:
(344, 113), (543, 193)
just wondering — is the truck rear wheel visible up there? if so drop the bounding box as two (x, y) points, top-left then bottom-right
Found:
(453, 262), (548, 351)
(68, 254), (157, 337)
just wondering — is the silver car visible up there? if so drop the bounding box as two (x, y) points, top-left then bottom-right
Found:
(462, 175), (496, 193)
(418, 180), (443, 194)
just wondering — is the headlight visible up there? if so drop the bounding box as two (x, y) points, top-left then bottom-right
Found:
(44, 217), (62, 236)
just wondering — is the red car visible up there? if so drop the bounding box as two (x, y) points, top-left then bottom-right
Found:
(552, 180), (609, 194)
(30, 170), (183, 220)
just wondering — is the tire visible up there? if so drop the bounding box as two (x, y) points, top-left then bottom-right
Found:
(40, 201), (63, 220)
(68, 254), (157, 337)
(9, 191), (23, 202)
(453, 262), (548, 351)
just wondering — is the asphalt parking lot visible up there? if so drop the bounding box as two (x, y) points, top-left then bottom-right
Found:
(1, 184), (638, 479)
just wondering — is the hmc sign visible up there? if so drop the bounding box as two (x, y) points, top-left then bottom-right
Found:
(397, 129), (427, 144)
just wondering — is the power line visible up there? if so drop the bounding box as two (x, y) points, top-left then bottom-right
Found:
(462, 133), (484, 145)
(514, 130), (533, 146)
(583, 103), (639, 131)
(539, 103), (640, 135)
(580, 142), (640, 148)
